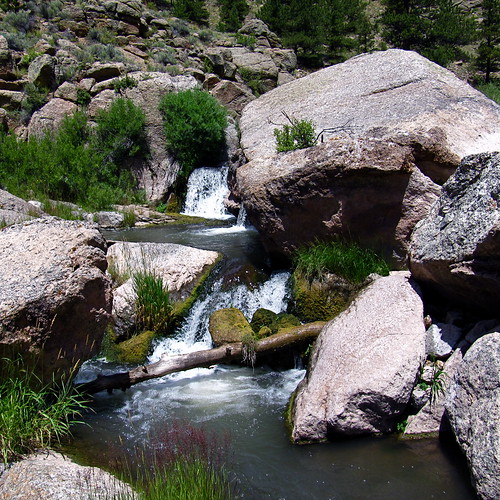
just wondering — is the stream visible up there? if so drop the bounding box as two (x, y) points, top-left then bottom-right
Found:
(71, 167), (475, 499)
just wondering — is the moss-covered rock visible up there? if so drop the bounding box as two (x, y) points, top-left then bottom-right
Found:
(209, 307), (254, 346)
(291, 273), (356, 323)
(251, 308), (277, 333)
(275, 312), (301, 330)
(114, 330), (155, 364)
(251, 308), (301, 335)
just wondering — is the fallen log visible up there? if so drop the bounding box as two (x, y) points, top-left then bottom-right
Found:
(80, 321), (326, 394)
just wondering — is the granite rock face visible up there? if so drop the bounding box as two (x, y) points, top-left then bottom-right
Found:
(240, 49), (500, 163)
(410, 152), (500, 315)
(291, 272), (426, 442)
(236, 136), (440, 263)
(0, 219), (112, 377)
(445, 332), (500, 500)
(0, 189), (42, 226)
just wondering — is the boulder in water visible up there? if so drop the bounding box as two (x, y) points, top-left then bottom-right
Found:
(209, 308), (254, 346)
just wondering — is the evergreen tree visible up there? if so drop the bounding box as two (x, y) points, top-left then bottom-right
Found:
(476, 0), (500, 82)
(173, 0), (208, 24)
(218, 0), (249, 32)
(381, 0), (477, 66)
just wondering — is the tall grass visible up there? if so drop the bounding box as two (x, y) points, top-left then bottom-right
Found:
(132, 271), (172, 335)
(478, 80), (500, 104)
(0, 358), (88, 464)
(294, 240), (390, 284)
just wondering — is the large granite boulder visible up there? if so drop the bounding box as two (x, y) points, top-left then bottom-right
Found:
(291, 272), (426, 442)
(445, 332), (500, 500)
(27, 54), (56, 89)
(107, 241), (220, 337)
(240, 49), (500, 164)
(0, 219), (112, 378)
(236, 136), (441, 262)
(28, 98), (78, 138)
(410, 152), (500, 315)
(0, 189), (43, 226)
(0, 451), (137, 499)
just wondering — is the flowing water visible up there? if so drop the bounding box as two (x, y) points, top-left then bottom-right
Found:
(71, 167), (475, 499)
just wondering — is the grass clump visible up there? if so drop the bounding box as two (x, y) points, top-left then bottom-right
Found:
(132, 271), (172, 335)
(0, 358), (88, 464)
(159, 89), (227, 190)
(274, 115), (316, 153)
(294, 240), (390, 284)
(477, 80), (500, 104)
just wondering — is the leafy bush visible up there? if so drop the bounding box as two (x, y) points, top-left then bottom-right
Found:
(294, 240), (390, 284)
(159, 89), (227, 186)
(113, 74), (138, 93)
(133, 271), (172, 335)
(274, 116), (316, 152)
(20, 82), (49, 122)
(478, 80), (500, 104)
(0, 358), (88, 463)
(2, 9), (35, 33)
(172, 0), (208, 24)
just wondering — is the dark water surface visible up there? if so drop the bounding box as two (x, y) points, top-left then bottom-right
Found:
(68, 223), (477, 499)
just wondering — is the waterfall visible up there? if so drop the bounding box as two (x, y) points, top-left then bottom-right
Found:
(149, 272), (291, 361)
(236, 205), (248, 227)
(182, 166), (232, 219)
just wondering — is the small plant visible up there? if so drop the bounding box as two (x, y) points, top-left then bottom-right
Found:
(294, 240), (390, 284)
(122, 209), (136, 227)
(76, 88), (92, 107)
(396, 419), (408, 433)
(42, 200), (83, 220)
(113, 74), (138, 94)
(0, 357), (88, 464)
(241, 332), (257, 368)
(238, 67), (267, 96)
(477, 79), (500, 104)
(274, 113), (317, 153)
(235, 33), (256, 49)
(21, 82), (49, 122)
(133, 271), (172, 335)
(429, 360), (447, 406)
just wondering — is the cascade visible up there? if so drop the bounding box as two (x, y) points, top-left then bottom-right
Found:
(182, 165), (232, 219)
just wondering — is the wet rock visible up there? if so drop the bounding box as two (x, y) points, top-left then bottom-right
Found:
(0, 451), (137, 499)
(209, 307), (254, 346)
(410, 152), (500, 315)
(291, 272), (426, 441)
(425, 323), (463, 358)
(445, 332), (500, 500)
(0, 219), (112, 378)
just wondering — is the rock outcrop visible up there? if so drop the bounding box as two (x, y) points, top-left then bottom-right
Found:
(410, 152), (500, 315)
(107, 241), (220, 337)
(236, 136), (441, 262)
(0, 451), (136, 499)
(445, 332), (500, 500)
(239, 49), (500, 164)
(0, 189), (42, 226)
(0, 219), (112, 377)
(291, 272), (426, 442)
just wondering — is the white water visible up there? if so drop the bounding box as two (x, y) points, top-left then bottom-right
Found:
(149, 271), (291, 362)
(182, 165), (233, 219)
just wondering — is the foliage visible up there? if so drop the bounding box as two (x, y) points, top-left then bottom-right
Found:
(476, 0), (500, 82)
(159, 89), (227, 187)
(20, 82), (49, 122)
(132, 271), (172, 335)
(274, 115), (316, 152)
(76, 88), (92, 107)
(0, 99), (147, 210)
(113, 74), (138, 93)
(172, 0), (208, 24)
(235, 33), (256, 49)
(258, 0), (373, 66)
(0, 0), (21, 12)
(381, 0), (477, 66)
(238, 67), (267, 96)
(0, 357), (88, 464)
(1, 9), (35, 33)
(477, 79), (500, 103)
(218, 0), (249, 32)
(122, 209), (137, 227)
(42, 200), (83, 220)
(294, 240), (390, 284)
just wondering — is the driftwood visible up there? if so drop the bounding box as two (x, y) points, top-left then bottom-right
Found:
(80, 322), (326, 395)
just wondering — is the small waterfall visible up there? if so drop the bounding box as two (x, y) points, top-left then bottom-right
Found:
(236, 205), (248, 227)
(182, 166), (232, 219)
(149, 272), (291, 361)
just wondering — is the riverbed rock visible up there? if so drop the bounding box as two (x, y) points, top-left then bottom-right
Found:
(291, 272), (426, 442)
(209, 307), (254, 346)
(410, 152), (500, 315)
(236, 135), (441, 263)
(0, 219), (112, 378)
(240, 49), (500, 164)
(107, 241), (220, 337)
(445, 332), (500, 500)
(0, 451), (137, 499)
(0, 189), (42, 226)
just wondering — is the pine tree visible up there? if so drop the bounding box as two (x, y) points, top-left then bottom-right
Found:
(476, 0), (500, 82)
(173, 0), (208, 24)
(218, 0), (249, 32)
(381, 0), (477, 66)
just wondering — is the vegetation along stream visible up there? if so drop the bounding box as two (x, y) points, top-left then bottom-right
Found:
(70, 167), (475, 499)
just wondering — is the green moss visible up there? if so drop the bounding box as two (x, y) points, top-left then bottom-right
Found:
(251, 309), (301, 335)
(114, 330), (155, 364)
(208, 307), (254, 346)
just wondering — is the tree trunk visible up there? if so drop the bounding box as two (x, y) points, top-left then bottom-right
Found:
(79, 322), (326, 395)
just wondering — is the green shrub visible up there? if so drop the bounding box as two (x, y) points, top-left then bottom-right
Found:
(113, 74), (137, 93)
(76, 88), (92, 107)
(238, 67), (266, 96)
(2, 9), (35, 33)
(274, 116), (316, 152)
(478, 80), (500, 104)
(172, 0), (208, 24)
(159, 89), (227, 186)
(0, 358), (88, 463)
(294, 240), (390, 284)
(21, 82), (49, 122)
(133, 271), (172, 335)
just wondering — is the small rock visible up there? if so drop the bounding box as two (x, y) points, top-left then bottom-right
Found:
(425, 323), (463, 358)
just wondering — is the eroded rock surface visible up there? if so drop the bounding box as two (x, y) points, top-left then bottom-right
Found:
(291, 272), (426, 442)
(445, 332), (500, 500)
(0, 451), (137, 499)
(410, 152), (500, 314)
(0, 219), (112, 377)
